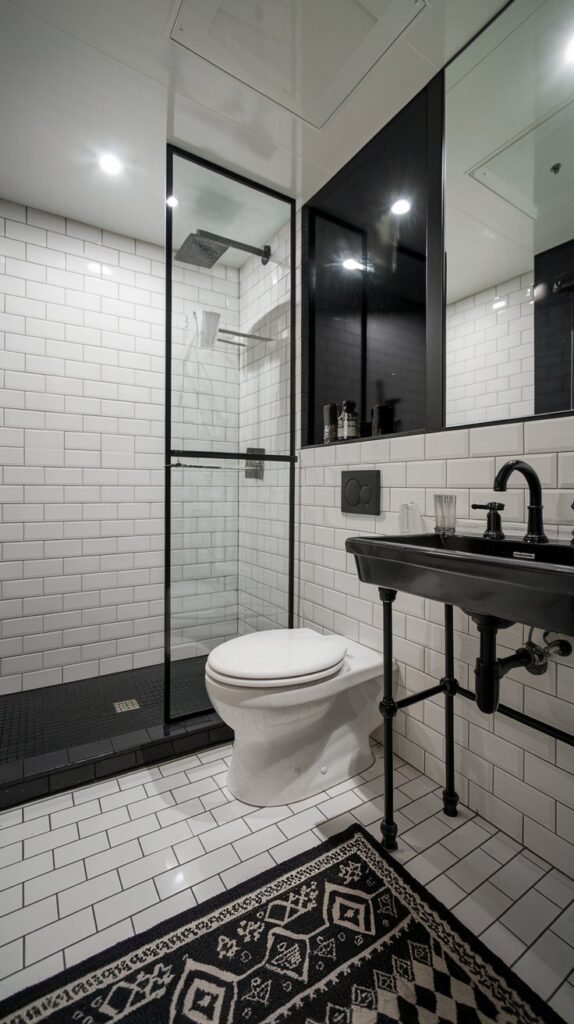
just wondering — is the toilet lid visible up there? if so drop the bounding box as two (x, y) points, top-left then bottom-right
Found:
(207, 629), (347, 687)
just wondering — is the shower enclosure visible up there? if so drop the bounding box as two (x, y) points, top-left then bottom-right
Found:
(164, 146), (296, 723)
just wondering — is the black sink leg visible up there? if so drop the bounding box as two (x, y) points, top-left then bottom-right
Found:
(442, 604), (459, 818)
(379, 588), (398, 851)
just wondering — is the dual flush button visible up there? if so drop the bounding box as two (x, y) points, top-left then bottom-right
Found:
(341, 471), (380, 516)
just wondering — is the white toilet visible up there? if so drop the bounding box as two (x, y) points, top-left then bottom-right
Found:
(205, 628), (384, 806)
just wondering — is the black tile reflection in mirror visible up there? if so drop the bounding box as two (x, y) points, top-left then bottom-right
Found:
(302, 82), (442, 447)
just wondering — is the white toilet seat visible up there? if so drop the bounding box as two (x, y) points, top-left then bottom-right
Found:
(206, 628), (348, 689)
(205, 654), (346, 689)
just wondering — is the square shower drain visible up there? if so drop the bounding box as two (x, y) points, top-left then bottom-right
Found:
(113, 699), (140, 712)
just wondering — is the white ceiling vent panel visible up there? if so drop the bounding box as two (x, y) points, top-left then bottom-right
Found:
(170, 0), (426, 128)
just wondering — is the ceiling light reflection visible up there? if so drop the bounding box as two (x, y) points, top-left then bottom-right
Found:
(342, 258), (364, 271)
(390, 198), (411, 216)
(99, 153), (122, 175)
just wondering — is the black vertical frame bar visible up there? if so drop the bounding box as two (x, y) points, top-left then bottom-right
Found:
(301, 206), (315, 448)
(360, 231), (368, 428)
(426, 70), (445, 432)
(288, 198), (296, 627)
(379, 587), (398, 851)
(164, 144), (296, 722)
(441, 604), (459, 817)
(164, 148), (173, 726)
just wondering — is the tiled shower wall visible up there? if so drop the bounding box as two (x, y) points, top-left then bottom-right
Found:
(0, 197), (238, 690)
(446, 273), (534, 427)
(169, 260), (240, 660)
(296, 417), (574, 876)
(238, 220), (292, 635)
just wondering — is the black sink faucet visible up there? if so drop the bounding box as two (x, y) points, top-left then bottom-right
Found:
(493, 459), (548, 544)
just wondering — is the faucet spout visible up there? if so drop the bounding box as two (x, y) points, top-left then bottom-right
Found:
(493, 459), (548, 543)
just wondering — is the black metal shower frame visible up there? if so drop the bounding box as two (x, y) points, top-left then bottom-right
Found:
(164, 144), (297, 725)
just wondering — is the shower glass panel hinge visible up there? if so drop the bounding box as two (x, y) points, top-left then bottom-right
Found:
(245, 448), (265, 480)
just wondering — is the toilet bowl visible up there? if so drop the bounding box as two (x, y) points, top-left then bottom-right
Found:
(205, 628), (384, 806)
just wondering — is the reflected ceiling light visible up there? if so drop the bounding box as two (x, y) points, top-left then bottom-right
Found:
(492, 297), (507, 311)
(87, 262), (100, 273)
(565, 35), (574, 63)
(99, 153), (122, 175)
(102, 266), (112, 276)
(390, 197), (411, 215)
(166, 195), (178, 208)
(342, 258), (363, 270)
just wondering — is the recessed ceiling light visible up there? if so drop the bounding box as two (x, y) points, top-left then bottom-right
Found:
(492, 298), (507, 311)
(565, 35), (574, 63)
(99, 153), (122, 175)
(390, 198), (411, 216)
(342, 258), (363, 270)
(166, 195), (178, 208)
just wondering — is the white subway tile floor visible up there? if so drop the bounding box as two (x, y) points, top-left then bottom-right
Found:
(0, 740), (573, 1020)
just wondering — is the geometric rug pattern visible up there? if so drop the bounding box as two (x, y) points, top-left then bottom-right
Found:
(0, 825), (563, 1023)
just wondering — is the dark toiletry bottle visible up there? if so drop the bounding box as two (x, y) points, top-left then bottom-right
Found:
(323, 403), (338, 444)
(372, 404), (394, 436)
(338, 400), (359, 440)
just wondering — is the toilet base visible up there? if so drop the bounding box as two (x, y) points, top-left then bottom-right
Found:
(222, 678), (380, 807)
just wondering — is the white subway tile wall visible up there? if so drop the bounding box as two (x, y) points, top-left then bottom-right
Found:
(296, 418), (574, 875)
(0, 199), (171, 690)
(445, 274), (534, 426)
(0, 199), (292, 687)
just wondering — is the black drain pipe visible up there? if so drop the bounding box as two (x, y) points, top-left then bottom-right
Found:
(473, 615), (546, 713)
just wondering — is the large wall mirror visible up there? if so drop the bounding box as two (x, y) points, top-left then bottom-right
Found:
(445, 0), (574, 428)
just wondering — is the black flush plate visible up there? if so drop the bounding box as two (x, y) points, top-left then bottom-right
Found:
(341, 470), (380, 515)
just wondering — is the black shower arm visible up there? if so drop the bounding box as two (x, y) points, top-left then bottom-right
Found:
(196, 229), (270, 265)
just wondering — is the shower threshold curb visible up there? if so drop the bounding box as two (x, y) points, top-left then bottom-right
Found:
(0, 714), (233, 812)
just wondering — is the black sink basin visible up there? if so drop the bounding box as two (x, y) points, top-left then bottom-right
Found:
(346, 533), (574, 633)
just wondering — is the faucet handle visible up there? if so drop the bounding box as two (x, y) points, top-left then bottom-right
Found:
(472, 502), (505, 540)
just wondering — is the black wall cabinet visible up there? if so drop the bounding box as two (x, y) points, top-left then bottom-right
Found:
(302, 73), (444, 448)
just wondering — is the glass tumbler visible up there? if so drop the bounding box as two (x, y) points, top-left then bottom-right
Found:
(434, 494), (456, 534)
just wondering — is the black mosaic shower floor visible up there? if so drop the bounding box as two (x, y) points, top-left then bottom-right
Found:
(0, 657), (210, 764)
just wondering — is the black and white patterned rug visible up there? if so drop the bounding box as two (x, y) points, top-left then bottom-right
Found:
(0, 824), (563, 1023)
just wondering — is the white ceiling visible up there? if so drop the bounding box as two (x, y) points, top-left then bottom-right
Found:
(445, 0), (574, 302)
(0, 0), (505, 247)
(171, 0), (423, 128)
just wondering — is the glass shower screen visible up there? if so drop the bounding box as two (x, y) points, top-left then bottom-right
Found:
(164, 147), (295, 723)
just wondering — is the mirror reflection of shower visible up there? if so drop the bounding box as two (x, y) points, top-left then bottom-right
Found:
(175, 229), (273, 349)
(175, 229), (270, 269)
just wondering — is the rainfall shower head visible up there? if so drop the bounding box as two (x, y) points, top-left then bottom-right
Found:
(174, 229), (271, 269)
(175, 233), (228, 269)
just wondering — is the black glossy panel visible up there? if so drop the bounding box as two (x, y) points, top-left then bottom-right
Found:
(535, 240), (574, 415)
(313, 217), (364, 443)
(346, 533), (574, 633)
(302, 82), (442, 446)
